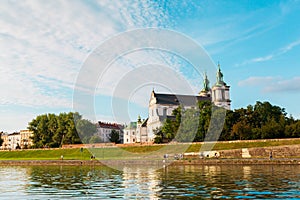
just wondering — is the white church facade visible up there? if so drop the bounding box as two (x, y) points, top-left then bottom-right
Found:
(123, 64), (231, 144)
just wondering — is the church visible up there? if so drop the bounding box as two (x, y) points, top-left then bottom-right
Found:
(123, 64), (231, 144)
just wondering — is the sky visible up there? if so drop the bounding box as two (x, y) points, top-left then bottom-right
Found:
(1, 0), (300, 132)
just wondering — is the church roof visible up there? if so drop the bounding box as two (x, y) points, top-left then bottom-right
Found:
(97, 121), (124, 130)
(154, 93), (211, 106)
(124, 122), (137, 129)
(141, 118), (148, 127)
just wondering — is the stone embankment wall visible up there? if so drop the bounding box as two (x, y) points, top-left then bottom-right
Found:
(218, 144), (300, 159)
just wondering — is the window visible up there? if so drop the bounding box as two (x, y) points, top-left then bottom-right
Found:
(163, 108), (167, 116)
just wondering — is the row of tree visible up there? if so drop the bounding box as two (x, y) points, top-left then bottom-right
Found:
(28, 112), (98, 148)
(28, 112), (122, 148)
(154, 101), (300, 143)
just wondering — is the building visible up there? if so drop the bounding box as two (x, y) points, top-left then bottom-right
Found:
(0, 130), (33, 150)
(123, 116), (148, 144)
(8, 132), (21, 150)
(123, 122), (137, 144)
(147, 91), (211, 141)
(96, 121), (124, 143)
(20, 130), (33, 149)
(125, 64), (231, 143)
(1, 133), (9, 150)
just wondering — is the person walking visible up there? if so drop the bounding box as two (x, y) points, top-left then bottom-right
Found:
(269, 151), (273, 160)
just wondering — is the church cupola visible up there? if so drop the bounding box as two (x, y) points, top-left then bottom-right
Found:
(199, 72), (211, 97)
(211, 63), (231, 110)
(216, 63), (225, 86)
(137, 115), (142, 123)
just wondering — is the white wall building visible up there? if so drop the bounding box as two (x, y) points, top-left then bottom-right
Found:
(96, 121), (124, 143)
(124, 116), (149, 144)
(8, 132), (21, 149)
(123, 122), (137, 144)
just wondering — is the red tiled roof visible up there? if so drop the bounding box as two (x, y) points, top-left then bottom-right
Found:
(97, 121), (124, 130)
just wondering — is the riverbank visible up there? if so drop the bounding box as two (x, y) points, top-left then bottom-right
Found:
(1, 138), (300, 161)
(0, 158), (299, 166)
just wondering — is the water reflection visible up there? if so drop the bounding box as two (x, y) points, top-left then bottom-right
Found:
(0, 166), (31, 198)
(0, 165), (299, 199)
(122, 167), (161, 199)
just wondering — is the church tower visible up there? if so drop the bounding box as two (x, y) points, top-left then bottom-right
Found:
(211, 63), (231, 110)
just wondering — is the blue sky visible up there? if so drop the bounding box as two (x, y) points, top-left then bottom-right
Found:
(1, 0), (300, 132)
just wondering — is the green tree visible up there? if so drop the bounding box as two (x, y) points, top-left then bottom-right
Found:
(155, 106), (182, 143)
(220, 110), (236, 141)
(109, 129), (120, 143)
(28, 112), (92, 148)
(89, 135), (101, 143)
(75, 118), (97, 144)
(0, 132), (4, 147)
(153, 127), (163, 143)
(196, 101), (212, 141)
(161, 118), (176, 142)
(231, 119), (252, 140)
(175, 108), (199, 142)
(29, 114), (52, 148)
(285, 120), (300, 138)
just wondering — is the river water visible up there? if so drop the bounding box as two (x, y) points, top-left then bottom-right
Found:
(0, 164), (299, 199)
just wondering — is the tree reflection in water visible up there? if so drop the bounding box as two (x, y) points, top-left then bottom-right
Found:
(0, 165), (299, 199)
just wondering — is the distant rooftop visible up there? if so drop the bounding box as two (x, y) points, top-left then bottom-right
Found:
(97, 121), (124, 130)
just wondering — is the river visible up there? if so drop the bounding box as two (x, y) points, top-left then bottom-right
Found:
(0, 164), (299, 199)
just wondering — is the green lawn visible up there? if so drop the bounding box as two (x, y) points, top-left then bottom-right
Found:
(0, 139), (299, 160)
(0, 148), (92, 160)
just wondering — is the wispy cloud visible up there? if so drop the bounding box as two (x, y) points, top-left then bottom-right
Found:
(0, 0), (171, 131)
(238, 76), (300, 93)
(0, 0), (168, 109)
(238, 76), (279, 87)
(237, 39), (300, 66)
(280, 39), (300, 54)
(263, 77), (300, 93)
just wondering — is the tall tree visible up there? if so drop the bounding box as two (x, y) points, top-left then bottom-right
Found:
(285, 120), (300, 138)
(0, 132), (3, 147)
(196, 101), (212, 141)
(155, 106), (182, 143)
(231, 119), (252, 140)
(89, 135), (101, 143)
(76, 118), (97, 143)
(28, 112), (92, 148)
(175, 108), (199, 142)
(109, 129), (120, 143)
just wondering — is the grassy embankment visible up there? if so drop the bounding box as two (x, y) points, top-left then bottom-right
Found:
(0, 139), (299, 160)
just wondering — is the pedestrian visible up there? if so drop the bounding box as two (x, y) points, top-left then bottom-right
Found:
(269, 151), (273, 160)
(61, 155), (64, 160)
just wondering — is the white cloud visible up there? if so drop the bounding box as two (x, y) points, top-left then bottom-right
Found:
(263, 77), (300, 93)
(238, 76), (279, 87)
(280, 39), (300, 54)
(0, 0), (171, 131)
(237, 38), (300, 66)
(0, 0), (168, 109)
(239, 76), (300, 93)
(251, 55), (274, 62)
